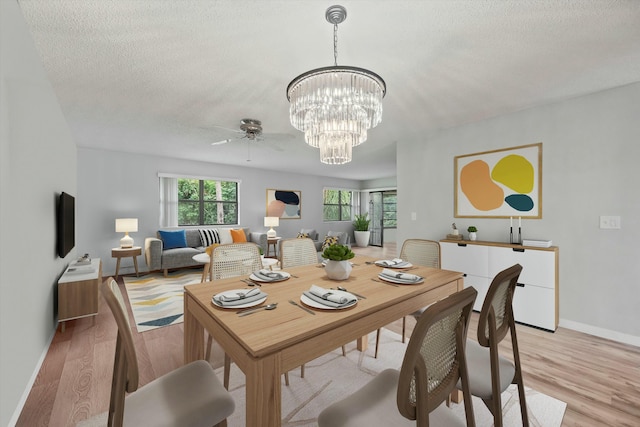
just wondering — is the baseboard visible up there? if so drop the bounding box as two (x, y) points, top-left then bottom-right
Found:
(8, 325), (57, 426)
(559, 318), (640, 347)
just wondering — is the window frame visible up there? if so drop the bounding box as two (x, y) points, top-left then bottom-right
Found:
(322, 188), (357, 222)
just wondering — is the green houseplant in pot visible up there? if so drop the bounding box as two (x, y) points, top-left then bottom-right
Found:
(322, 244), (355, 280)
(467, 226), (478, 241)
(353, 213), (371, 247)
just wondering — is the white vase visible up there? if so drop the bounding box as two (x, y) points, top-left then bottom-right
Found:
(325, 260), (352, 281)
(469, 232), (477, 241)
(354, 230), (370, 247)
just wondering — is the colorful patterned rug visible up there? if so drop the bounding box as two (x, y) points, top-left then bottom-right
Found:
(123, 270), (202, 332)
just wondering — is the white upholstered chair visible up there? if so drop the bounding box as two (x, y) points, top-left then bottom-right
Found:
(101, 278), (235, 427)
(318, 286), (478, 427)
(464, 263), (529, 427)
(374, 239), (441, 358)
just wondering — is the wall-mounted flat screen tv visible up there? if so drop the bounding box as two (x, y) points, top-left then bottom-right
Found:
(57, 192), (75, 258)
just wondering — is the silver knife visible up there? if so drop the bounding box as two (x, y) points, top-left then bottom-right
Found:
(289, 299), (315, 315)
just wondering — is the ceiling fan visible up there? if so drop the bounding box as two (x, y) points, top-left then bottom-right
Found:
(210, 118), (290, 148)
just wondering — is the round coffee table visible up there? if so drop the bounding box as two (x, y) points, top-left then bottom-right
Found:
(261, 257), (279, 271)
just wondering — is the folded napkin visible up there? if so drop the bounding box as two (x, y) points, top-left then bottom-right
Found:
(376, 258), (409, 267)
(380, 268), (423, 282)
(253, 269), (286, 281)
(302, 285), (357, 308)
(213, 288), (266, 306)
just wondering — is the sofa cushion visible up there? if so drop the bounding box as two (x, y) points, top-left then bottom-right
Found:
(321, 235), (339, 251)
(158, 229), (187, 249)
(199, 228), (221, 247)
(230, 228), (247, 242)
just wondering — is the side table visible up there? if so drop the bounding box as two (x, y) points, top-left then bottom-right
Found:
(112, 246), (142, 280)
(265, 237), (281, 258)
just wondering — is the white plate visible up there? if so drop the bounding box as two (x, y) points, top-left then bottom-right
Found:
(374, 260), (413, 268)
(377, 274), (424, 285)
(249, 271), (291, 282)
(300, 290), (358, 310)
(211, 293), (267, 309)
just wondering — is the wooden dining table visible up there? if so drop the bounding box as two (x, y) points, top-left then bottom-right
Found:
(183, 255), (464, 427)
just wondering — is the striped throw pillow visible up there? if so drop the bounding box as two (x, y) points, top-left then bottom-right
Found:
(199, 229), (220, 247)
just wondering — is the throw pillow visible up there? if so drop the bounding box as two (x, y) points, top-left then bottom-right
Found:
(297, 232), (309, 239)
(328, 230), (348, 245)
(321, 235), (339, 251)
(159, 229), (187, 250)
(230, 228), (247, 243)
(199, 229), (221, 247)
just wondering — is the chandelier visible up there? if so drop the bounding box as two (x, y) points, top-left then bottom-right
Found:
(286, 5), (386, 165)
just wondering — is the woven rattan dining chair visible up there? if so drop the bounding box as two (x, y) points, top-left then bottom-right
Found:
(199, 243), (220, 282)
(318, 286), (478, 427)
(463, 263), (529, 427)
(101, 278), (235, 427)
(279, 237), (319, 269)
(374, 239), (441, 358)
(205, 243), (263, 386)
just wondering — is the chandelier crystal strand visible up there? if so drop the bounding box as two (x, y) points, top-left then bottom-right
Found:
(286, 5), (385, 165)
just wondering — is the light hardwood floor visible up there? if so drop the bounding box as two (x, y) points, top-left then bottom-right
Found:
(17, 243), (640, 426)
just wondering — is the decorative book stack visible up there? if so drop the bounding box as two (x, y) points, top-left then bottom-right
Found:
(446, 233), (463, 240)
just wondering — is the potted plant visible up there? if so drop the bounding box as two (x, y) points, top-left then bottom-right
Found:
(322, 244), (355, 280)
(467, 226), (478, 241)
(353, 213), (371, 247)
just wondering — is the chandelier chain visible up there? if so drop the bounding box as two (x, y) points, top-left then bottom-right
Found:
(333, 23), (338, 67)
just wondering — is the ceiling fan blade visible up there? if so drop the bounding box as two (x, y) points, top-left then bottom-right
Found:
(211, 138), (232, 146)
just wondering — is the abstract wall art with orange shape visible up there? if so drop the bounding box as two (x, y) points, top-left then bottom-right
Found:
(454, 143), (542, 218)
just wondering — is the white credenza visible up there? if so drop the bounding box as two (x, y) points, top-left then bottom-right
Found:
(440, 240), (558, 331)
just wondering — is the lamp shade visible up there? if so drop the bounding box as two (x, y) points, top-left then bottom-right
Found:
(115, 218), (138, 232)
(264, 217), (279, 227)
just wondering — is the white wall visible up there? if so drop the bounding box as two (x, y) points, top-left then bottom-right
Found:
(77, 148), (362, 276)
(0, 1), (78, 425)
(398, 83), (640, 344)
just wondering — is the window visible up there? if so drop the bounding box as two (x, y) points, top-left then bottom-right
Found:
(382, 192), (397, 228)
(177, 178), (238, 226)
(323, 189), (353, 221)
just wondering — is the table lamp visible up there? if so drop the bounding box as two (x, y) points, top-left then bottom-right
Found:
(264, 216), (279, 238)
(115, 218), (138, 248)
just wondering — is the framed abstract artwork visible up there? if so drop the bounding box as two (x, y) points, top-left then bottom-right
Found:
(454, 143), (542, 218)
(266, 189), (301, 219)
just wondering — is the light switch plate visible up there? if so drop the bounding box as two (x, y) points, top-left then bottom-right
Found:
(599, 215), (621, 229)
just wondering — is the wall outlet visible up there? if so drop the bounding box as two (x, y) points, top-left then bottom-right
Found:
(411, 212), (417, 221)
(599, 215), (621, 229)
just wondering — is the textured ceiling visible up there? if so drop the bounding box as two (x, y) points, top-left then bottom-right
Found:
(17, 0), (640, 180)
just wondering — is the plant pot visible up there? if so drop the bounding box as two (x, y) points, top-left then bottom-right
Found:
(324, 260), (352, 281)
(469, 232), (477, 241)
(354, 230), (371, 247)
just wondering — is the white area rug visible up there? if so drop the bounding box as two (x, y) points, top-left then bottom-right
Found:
(223, 329), (566, 426)
(123, 270), (201, 332)
(77, 331), (566, 427)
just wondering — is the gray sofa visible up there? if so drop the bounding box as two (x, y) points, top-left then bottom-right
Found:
(145, 227), (267, 276)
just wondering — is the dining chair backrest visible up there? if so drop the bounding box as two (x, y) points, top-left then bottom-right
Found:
(399, 239), (440, 268)
(279, 238), (318, 269)
(101, 278), (142, 424)
(210, 242), (263, 280)
(397, 286), (477, 425)
(477, 263), (522, 347)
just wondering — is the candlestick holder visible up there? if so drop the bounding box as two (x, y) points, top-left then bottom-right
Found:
(518, 226), (522, 245)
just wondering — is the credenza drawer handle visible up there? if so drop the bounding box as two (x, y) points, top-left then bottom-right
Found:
(457, 243), (467, 247)
(513, 248), (525, 252)
(516, 283), (525, 287)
